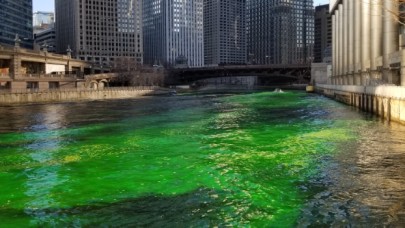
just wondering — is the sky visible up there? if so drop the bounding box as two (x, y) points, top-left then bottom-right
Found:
(33, 0), (330, 12)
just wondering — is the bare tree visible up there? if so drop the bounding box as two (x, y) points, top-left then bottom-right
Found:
(111, 57), (164, 87)
(369, 0), (405, 24)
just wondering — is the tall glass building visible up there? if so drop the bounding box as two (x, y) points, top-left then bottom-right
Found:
(204, 0), (246, 66)
(143, 0), (204, 67)
(55, 0), (143, 67)
(247, 0), (314, 65)
(0, 0), (33, 48)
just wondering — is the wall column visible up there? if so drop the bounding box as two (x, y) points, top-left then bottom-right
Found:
(335, 7), (341, 84)
(361, 0), (371, 85)
(348, 0), (354, 85)
(370, 0), (383, 84)
(337, 4), (345, 85)
(11, 53), (22, 79)
(383, 0), (399, 84)
(401, 50), (405, 86)
(343, 0), (349, 84)
(332, 14), (336, 81)
(354, 0), (362, 85)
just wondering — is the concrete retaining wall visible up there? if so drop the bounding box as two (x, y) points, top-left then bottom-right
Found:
(0, 87), (165, 105)
(316, 84), (405, 124)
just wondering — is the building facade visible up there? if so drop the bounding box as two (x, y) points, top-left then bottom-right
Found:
(0, 0), (33, 49)
(143, 0), (204, 67)
(314, 4), (331, 63)
(34, 28), (56, 53)
(55, 0), (143, 70)
(0, 43), (90, 92)
(204, 0), (246, 66)
(33, 11), (55, 28)
(247, 0), (314, 65)
(330, 0), (404, 86)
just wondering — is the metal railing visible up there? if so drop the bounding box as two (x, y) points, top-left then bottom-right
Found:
(20, 73), (82, 79)
(0, 86), (161, 94)
(0, 74), (11, 78)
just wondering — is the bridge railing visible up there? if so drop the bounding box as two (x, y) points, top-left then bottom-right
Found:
(0, 74), (11, 79)
(0, 86), (161, 94)
(19, 73), (84, 79)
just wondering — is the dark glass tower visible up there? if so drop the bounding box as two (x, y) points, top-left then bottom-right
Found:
(314, 4), (332, 63)
(0, 0), (33, 48)
(247, 0), (314, 65)
(204, 0), (246, 66)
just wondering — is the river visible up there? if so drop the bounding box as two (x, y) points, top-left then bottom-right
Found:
(0, 91), (404, 226)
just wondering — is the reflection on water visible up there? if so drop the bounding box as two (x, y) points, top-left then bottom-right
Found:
(299, 121), (405, 226)
(23, 105), (67, 225)
(0, 93), (405, 226)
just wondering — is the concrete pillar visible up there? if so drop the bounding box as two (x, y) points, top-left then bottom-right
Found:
(339, 5), (344, 84)
(370, 0), (383, 83)
(401, 50), (405, 86)
(38, 82), (48, 91)
(383, 0), (399, 84)
(332, 14), (336, 80)
(354, 0), (362, 85)
(336, 7), (341, 81)
(343, 0), (349, 84)
(10, 54), (22, 79)
(348, 0), (354, 85)
(361, 0), (371, 85)
(66, 61), (73, 73)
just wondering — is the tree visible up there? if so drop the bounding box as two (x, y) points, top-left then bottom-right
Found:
(110, 57), (165, 87)
(372, 0), (405, 25)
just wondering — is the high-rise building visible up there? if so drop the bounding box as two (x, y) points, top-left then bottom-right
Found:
(204, 0), (246, 66)
(33, 12), (55, 34)
(143, 0), (204, 67)
(247, 0), (314, 65)
(55, 0), (143, 69)
(314, 4), (331, 63)
(0, 0), (33, 48)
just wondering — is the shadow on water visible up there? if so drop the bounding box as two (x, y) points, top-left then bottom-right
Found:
(1, 188), (233, 227)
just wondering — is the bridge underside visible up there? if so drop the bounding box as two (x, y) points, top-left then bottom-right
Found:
(166, 66), (311, 85)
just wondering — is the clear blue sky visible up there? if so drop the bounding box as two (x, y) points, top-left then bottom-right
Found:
(33, 0), (54, 12)
(33, 0), (330, 12)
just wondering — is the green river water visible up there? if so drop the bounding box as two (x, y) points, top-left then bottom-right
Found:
(1, 91), (405, 227)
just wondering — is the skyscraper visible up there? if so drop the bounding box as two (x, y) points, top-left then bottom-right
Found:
(55, 0), (143, 68)
(204, 0), (246, 66)
(247, 0), (314, 65)
(143, 0), (204, 67)
(0, 0), (33, 48)
(314, 4), (331, 63)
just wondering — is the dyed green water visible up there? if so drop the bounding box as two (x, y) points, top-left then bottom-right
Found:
(0, 91), (402, 226)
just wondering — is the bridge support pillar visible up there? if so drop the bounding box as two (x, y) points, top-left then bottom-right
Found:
(10, 54), (22, 79)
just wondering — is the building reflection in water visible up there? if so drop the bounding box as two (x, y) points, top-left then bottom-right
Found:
(22, 105), (68, 225)
(299, 120), (405, 226)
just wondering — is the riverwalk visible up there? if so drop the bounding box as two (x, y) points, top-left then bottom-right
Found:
(0, 86), (171, 105)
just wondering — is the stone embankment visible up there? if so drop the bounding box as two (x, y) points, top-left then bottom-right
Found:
(316, 84), (405, 124)
(0, 87), (171, 105)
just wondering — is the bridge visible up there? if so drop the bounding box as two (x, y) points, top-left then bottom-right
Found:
(166, 64), (311, 85)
